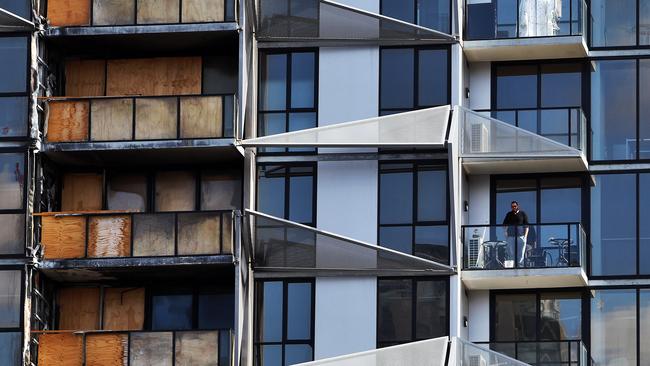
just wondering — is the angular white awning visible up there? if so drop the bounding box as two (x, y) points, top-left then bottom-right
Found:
(0, 8), (33, 31)
(241, 105), (451, 148)
(244, 210), (454, 277)
(256, 0), (455, 45)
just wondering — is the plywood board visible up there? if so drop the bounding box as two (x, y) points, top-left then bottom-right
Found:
(47, 100), (89, 142)
(182, 0), (224, 23)
(41, 216), (86, 259)
(65, 59), (106, 97)
(137, 0), (179, 24)
(58, 287), (100, 330)
(135, 97), (177, 140)
(180, 96), (223, 138)
(129, 332), (173, 366)
(221, 213), (233, 254)
(90, 99), (133, 141)
(86, 333), (128, 366)
(61, 173), (103, 211)
(155, 171), (196, 212)
(132, 214), (175, 256)
(102, 288), (145, 331)
(38, 333), (83, 366)
(92, 0), (135, 25)
(174, 331), (219, 366)
(106, 57), (201, 96)
(88, 215), (131, 258)
(177, 213), (220, 255)
(48, 0), (91, 26)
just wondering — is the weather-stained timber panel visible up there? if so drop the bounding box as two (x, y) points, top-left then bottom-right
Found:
(38, 333), (83, 366)
(106, 57), (201, 96)
(129, 332), (173, 366)
(182, 0), (224, 22)
(47, 0), (90, 26)
(41, 216), (86, 259)
(155, 171), (196, 212)
(221, 214), (233, 254)
(47, 100), (89, 142)
(177, 213), (220, 255)
(132, 214), (175, 256)
(92, 0), (135, 25)
(90, 99), (133, 141)
(135, 98), (177, 140)
(58, 287), (100, 330)
(86, 333), (128, 366)
(174, 331), (219, 366)
(61, 173), (103, 211)
(180, 96), (223, 138)
(87, 216), (131, 258)
(137, 0), (179, 24)
(102, 288), (145, 331)
(65, 59), (106, 97)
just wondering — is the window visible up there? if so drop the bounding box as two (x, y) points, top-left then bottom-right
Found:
(591, 172), (650, 276)
(257, 164), (315, 226)
(590, 0), (647, 47)
(591, 289), (638, 366)
(258, 50), (317, 153)
(379, 47), (449, 116)
(0, 270), (22, 365)
(377, 278), (448, 347)
(379, 162), (449, 263)
(0, 0), (31, 19)
(381, 0), (451, 34)
(0, 152), (25, 256)
(149, 287), (234, 331)
(0, 37), (28, 139)
(255, 280), (314, 366)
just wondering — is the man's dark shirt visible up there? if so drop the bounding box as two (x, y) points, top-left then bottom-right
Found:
(503, 210), (529, 236)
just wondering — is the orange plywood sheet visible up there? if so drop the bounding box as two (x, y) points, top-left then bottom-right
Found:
(38, 333), (83, 366)
(48, 0), (91, 26)
(58, 287), (100, 330)
(106, 57), (201, 96)
(61, 173), (103, 211)
(86, 333), (128, 366)
(87, 215), (131, 258)
(102, 288), (145, 331)
(41, 216), (86, 259)
(65, 59), (106, 97)
(47, 100), (89, 142)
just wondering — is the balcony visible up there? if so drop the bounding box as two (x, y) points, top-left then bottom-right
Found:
(463, 0), (588, 61)
(35, 329), (233, 366)
(461, 223), (588, 289)
(477, 341), (591, 366)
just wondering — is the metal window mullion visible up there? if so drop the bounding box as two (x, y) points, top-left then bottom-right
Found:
(412, 164), (418, 256)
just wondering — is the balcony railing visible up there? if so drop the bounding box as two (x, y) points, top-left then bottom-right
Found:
(45, 94), (235, 144)
(34, 329), (233, 366)
(465, 0), (586, 41)
(462, 223), (586, 270)
(477, 341), (592, 366)
(37, 210), (234, 260)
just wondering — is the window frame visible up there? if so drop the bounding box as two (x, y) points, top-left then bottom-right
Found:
(0, 34), (31, 141)
(0, 149), (28, 259)
(0, 267), (25, 366)
(588, 0), (650, 49)
(379, 0), (453, 34)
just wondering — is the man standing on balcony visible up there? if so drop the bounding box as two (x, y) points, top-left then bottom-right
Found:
(503, 201), (530, 267)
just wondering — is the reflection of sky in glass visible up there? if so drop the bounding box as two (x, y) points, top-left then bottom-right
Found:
(0, 153), (23, 210)
(591, 289), (637, 366)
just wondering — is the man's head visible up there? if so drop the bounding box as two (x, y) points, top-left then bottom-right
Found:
(511, 201), (519, 213)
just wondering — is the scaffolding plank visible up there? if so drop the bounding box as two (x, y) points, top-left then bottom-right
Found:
(132, 214), (175, 256)
(58, 288), (100, 330)
(174, 331), (219, 366)
(137, 0), (180, 24)
(47, 100), (89, 142)
(102, 288), (145, 331)
(182, 0), (224, 22)
(129, 332), (173, 366)
(86, 333), (128, 366)
(61, 173), (103, 211)
(65, 59), (106, 97)
(41, 216), (86, 259)
(92, 0), (135, 25)
(180, 96), (223, 138)
(135, 97), (178, 140)
(106, 57), (201, 96)
(90, 98), (133, 141)
(47, 0), (91, 26)
(38, 333), (83, 366)
(87, 215), (132, 258)
(155, 171), (196, 212)
(177, 213), (221, 255)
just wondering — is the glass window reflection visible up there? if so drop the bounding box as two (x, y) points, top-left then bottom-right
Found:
(591, 0), (637, 47)
(591, 289), (637, 366)
(0, 37), (28, 94)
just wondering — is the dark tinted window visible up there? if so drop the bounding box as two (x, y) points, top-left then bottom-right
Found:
(540, 64), (582, 108)
(257, 165), (315, 226)
(0, 97), (27, 138)
(198, 292), (234, 330)
(418, 49), (448, 107)
(0, 37), (27, 94)
(0, 0), (30, 18)
(591, 0), (637, 47)
(380, 49), (415, 110)
(496, 65), (537, 109)
(151, 294), (193, 330)
(381, 0), (450, 33)
(203, 55), (238, 95)
(494, 294), (537, 341)
(591, 289), (637, 365)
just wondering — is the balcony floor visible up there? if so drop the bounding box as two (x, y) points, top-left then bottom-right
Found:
(461, 266), (588, 290)
(463, 35), (587, 62)
(462, 155), (588, 174)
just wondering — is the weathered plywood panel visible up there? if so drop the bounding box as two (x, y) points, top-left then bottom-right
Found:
(92, 0), (135, 25)
(48, 0), (91, 26)
(132, 214), (175, 256)
(61, 173), (103, 211)
(177, 213), (220, 255)
(86, 333), (128, 366)
(65, 59), (106, 97)
(182, 0), (224, 23)
(38, 333), (83, 366)
(174, 331), (219, 366)
(102, 288), (145, 331)
(106, 57), (201, 96)
(137, 0), (179, 24)
(129, 332), (173, 366)
(58, 287), (100, 330)
(47, 100), (89, 142)
(180, 96), (223, 138)
(88, 216), (131, 258)
(221, 213), (233, 254)
(90, 99), (133, 141)
(41, 216), (86, 259)
(155, 171), (196, 212)
(135, 98), (177, 140)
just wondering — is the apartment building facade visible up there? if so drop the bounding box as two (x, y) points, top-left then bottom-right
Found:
(0, 0), (646, 365)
